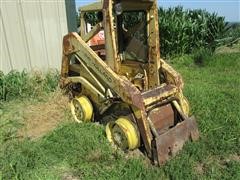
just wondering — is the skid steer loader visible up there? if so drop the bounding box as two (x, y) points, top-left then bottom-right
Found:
(60, 0), (199, 165)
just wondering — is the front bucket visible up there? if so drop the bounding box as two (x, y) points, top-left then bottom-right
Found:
(153, 117), (199, 165)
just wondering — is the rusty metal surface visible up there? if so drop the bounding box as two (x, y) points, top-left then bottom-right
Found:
(142, 84), (177, 106)
(154, 117), (199, 165)
(142, 84), (175, 99)
(148, 104), (175, 135)
(160, 59), (184, 90)
(147, 0), (161, 88)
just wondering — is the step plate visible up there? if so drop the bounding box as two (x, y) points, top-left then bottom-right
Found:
(142, 84), (177, 106)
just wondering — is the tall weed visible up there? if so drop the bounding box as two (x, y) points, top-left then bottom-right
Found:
(0, 70), (59, 102)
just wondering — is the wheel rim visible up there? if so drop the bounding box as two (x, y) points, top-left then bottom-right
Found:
(70, 96), (93, 123)
(112, 124), (129, 150)
(106, 117), (139, 150)
(182, 96), (190, 116)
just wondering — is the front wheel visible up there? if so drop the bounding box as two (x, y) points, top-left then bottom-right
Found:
(106, 117), (140, 150)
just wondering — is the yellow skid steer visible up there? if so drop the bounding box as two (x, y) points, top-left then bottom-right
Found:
(60, 0), (199, 165)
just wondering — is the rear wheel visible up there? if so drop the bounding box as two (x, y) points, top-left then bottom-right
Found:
(70, 96), (93, 123)
(106, 117), (140, 150)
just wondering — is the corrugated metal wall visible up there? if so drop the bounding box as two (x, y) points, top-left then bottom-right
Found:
(0, 0), (77, 73)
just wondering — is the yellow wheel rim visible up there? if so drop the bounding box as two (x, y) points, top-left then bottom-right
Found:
(106, 117), (139, 150)
(182, 96), (190, 116)
(106, 121), (114, 143)
(70, 96), (93, 123)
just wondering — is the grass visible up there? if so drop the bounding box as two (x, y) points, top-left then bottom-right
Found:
(0, 70), (59, 102)
(1, 53), (240, 179)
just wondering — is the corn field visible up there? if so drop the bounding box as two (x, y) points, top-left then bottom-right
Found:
(158, 6), (230, 57)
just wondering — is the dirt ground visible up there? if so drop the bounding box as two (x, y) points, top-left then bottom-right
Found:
(18, 91), (69, 139)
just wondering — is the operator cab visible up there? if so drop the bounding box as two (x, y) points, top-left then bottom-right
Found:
(79, 0), (160, 90)
(79, 1), (153, 62)
(113, 1), (158, 90)
(116, 10), (148, 63)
